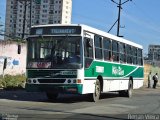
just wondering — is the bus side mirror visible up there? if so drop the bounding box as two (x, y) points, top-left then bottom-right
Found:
(18, 44), (21, 54)
(3, 58), (7, 70)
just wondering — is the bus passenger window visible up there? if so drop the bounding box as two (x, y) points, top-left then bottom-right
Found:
(103, 38), (111, 61)
(84, 37), (93, 68)
(95, 35), (103, 60)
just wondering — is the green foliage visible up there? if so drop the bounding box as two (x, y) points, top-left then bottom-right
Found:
(0, 75), (26, 90)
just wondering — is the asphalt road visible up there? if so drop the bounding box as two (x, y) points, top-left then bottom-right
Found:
(0, 86), (160, 120)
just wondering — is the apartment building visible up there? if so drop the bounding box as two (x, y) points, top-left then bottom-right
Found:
(5, 0), (72, 40)
(148, 45), (160, 61)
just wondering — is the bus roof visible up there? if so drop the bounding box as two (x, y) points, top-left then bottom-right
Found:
(31, 24), (143, 49)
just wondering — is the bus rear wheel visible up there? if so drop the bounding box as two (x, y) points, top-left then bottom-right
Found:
(46, 92), (58, 101)
(119, 80), (133, 98)
(126, 80), (133, 98)
(89, 79), (101, 102)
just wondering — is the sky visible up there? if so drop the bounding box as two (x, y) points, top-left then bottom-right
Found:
(1, 0), (160, 54)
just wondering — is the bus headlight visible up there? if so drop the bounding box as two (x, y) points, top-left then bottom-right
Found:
(27, 79), (32, 83)
(33, 79), (37, 83)
(67, 79), (71, 83)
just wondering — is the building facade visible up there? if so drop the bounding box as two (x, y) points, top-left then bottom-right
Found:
(5, 0), (72, 40)
(0, 41), (26, 75)
(148, 45), (160, 61)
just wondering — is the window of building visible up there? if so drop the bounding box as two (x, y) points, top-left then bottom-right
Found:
(50, 0), (54, 4)
(43, 10), (48, 13)
(49, 20), (53, 24)
(43, 5), (47, 8)
(43, 0), (48, 3)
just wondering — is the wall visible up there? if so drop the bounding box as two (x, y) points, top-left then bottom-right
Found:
(0, 41), (26, 75)
(144, 64), (151, 86)
(144, 63), (160, 86)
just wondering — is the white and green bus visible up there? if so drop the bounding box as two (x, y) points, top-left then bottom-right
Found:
(26, 24), (144, 102)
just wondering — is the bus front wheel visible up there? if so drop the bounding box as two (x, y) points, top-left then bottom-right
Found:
(89, 79), (101, 102)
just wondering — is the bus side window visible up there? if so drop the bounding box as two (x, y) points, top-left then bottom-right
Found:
(84, 37), (93, 68)
(119, 43), (126, 63)
(103, 38), (111, 61)
(95, 35), (103, 60)
(112, 40), (119, 62)
(126, 45), (133, 64)
(137, 48), (143, 65)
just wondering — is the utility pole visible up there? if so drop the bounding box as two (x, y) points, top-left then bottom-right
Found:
(18, 0), (32, 39)
(110, 0), (132, 37)
(30, 0), (32, 29)
(117, 0), (121, 37)
(22, 0), (27, 39)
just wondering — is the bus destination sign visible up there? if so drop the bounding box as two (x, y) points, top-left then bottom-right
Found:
(31, 26), (81, 35)
(51, 28), (76, 34)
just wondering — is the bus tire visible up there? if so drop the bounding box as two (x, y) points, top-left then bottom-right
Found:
(89, 79), (101, 102)
(126, 80), (133, 98)
(119, 80), (133, 97)
(46, 92), (58, 101)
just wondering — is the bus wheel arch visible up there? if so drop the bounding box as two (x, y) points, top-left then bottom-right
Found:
(97, 75), (103, 92)
(119, 76), (133, 97)
(129, 76), (133, 87)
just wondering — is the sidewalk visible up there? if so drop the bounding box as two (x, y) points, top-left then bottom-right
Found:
(142, 83), (160, 90)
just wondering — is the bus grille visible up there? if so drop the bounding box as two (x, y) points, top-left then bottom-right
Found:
(38, 79), (66, 83)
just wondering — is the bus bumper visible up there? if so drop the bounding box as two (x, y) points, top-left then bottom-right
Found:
(25, 83), (83, 94)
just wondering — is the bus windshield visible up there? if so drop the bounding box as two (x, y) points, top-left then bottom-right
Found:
(27, 36), (82, 69)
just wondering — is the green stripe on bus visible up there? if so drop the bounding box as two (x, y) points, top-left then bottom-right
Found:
(85, 61), (144, 78)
